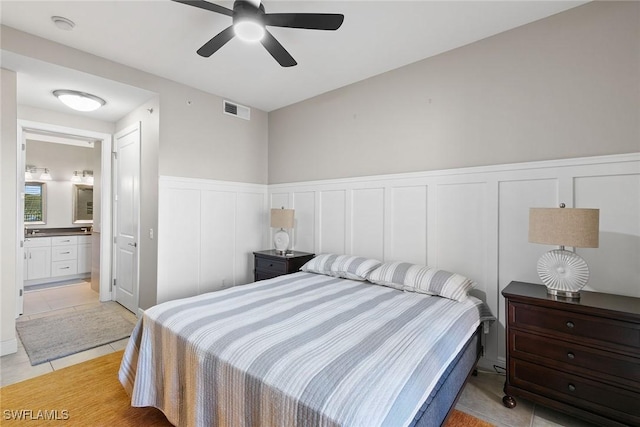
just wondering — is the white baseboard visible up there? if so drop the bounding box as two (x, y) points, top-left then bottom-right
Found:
(1, 338), (18, 356)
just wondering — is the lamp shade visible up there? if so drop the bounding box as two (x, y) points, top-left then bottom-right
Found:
(529, 208), (599, 248)
(270, 208), (294, 229)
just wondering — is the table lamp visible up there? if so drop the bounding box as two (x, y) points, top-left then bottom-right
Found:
(270, 207), (294, 254)
(529, 204), (599, 299)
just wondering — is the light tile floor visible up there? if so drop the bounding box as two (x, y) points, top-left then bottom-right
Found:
(457, 369), (599, 427)
(0, 281), (136, 387)
(0, 283), (600, 426)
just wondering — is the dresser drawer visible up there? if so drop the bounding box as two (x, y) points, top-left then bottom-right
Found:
(510, 330), (640, 389)
(255, 257), (287, 274)
(51, 260), (78, 277)
(52, 236), (78, 246)
(509, 301), (640, 351)
(511, 358), (640, 423)
(51, 245), (78, 262)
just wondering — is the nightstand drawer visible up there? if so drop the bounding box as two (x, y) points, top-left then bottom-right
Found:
(255, 270), (282, 281)
(511, 330), (640, 389)
(511, 358), (640, 423)
(510, 301), (640, 351)
(255, 257), (287, 273)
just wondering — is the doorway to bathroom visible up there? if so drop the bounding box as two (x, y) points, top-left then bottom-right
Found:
(16, 121), (113, 316)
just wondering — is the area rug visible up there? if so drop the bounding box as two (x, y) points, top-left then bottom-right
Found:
(0, 350), (495, 426)
(16, 306), (136, 365)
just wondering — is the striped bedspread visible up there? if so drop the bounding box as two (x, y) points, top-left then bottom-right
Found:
(119, 272), (492, 427)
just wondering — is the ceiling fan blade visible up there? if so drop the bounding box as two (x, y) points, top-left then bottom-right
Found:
(263, 13), (344, 30)
(172, 0), (233, 17)
(197, 25), (235, 57)
(261, 30), (297, 67)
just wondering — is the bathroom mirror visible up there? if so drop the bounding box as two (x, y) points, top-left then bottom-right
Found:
(25, 182), (47, 224)
(72, 184), (93, 224)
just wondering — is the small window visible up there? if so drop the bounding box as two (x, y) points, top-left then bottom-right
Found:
(25, 182), (46, 224)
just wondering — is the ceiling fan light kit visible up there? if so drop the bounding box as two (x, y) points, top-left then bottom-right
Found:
(173, 0), (344, 67)
(234, 20), (265, 42)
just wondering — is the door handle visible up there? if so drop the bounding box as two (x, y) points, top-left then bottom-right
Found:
(128, 242), (137, 247)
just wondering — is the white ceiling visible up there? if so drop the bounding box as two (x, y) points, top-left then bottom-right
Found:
(1, 0), (587, 118)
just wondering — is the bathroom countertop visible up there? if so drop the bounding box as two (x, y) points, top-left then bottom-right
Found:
(25, 227), (93, 238)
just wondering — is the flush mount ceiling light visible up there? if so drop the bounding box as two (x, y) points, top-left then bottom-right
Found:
(53, 90), (106, 112)
(51, 16), (75, 31)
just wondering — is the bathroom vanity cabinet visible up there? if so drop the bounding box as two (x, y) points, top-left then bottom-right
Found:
(24, 234), (92, 286)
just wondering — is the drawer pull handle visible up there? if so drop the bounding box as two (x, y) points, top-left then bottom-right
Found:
(61, 251), (71, 254)
(566, 321), (575, 329)
(567, 352), (575, 360)
(61, 267), (70, 270)
(568, 384), (576, 392)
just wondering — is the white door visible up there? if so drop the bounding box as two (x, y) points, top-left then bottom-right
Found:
(113, 123), (141, 313)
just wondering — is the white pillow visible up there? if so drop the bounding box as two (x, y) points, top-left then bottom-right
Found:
(368, 262), (476, 301)
(301, 254), (381, 281)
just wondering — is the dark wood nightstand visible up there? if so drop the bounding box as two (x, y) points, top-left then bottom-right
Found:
(253, 250), (315, 282)
(502, 281), (640, 427)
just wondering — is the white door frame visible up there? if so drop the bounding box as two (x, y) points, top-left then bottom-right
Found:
(16, 120), (113, 311)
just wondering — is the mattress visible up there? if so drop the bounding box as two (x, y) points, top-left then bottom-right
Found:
(119, 272), (493, 427)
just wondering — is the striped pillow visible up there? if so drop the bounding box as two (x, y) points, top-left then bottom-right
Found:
(301, 254), (382, 281)
(368, 262), (476, 301)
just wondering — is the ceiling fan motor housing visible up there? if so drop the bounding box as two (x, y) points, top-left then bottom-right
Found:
(233, 0), (265, 26)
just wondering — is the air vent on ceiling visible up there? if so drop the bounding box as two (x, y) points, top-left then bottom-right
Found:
(223, 100), (250, 121)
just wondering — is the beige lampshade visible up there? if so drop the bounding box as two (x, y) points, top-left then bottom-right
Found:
(270, 208), (294, 229)
(529, 208), (599, 248)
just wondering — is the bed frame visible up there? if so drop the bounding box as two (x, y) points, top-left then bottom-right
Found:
(412, 324), (484, 427)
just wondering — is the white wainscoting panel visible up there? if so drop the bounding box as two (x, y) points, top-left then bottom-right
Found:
(200, 191), (236, 295)
(390, 186), (428, 265)
(292, 192), (316, 251)
(435, 182), (487, 290)
(319, 190), (347, 254)
(157, 187), (201, 303)
(574, 174), (640, 297)
(268, 153), (640, 369)
(351, 188), (385, 260)
(158, 177), (267, 304)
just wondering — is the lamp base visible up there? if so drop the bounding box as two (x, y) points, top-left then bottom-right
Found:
(546, 288), (581, 300)
(537, 249), (589, 299)
(273, 228), (290, 253)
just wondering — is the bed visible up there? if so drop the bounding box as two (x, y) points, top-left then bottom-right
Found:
(119, 255), (494, 427)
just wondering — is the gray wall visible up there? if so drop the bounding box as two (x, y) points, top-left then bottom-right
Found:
(268, 1), (640, 184)
(1, 26), (269, 185)
(1, 68), (18, 350)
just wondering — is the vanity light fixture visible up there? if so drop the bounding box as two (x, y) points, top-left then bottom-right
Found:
(26, 166), (52, 181)
(53, 89), (106, 112)
(39, 168), (52, 181)
(82, 170), (94, 185)
(71, 171), (82, 183)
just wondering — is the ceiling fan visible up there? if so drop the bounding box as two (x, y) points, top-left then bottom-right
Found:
(173, 0), (344, 67)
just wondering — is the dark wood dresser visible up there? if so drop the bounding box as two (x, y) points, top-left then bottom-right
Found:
(502, 281), (640, 427)
(253, 250), (315, 282)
